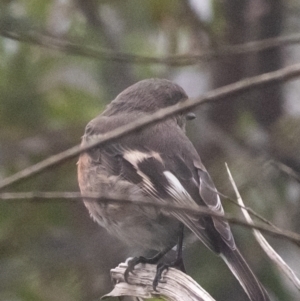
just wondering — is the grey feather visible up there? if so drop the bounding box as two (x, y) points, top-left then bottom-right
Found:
(78, 79), (270, 301)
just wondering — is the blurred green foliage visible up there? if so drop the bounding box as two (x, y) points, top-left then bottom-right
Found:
(0, 1), (300, 301)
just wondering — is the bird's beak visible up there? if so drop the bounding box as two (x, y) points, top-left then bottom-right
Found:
(186, 112), (196, 120)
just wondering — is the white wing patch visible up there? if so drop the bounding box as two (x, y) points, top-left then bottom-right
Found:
(199, 177), (224, 213)
(164, 171), (208, 240)
(163, 171), (198, 209)
(123, 150), (163, 168)
(164, 171), (233, 250)
(122, 149), (163, 198)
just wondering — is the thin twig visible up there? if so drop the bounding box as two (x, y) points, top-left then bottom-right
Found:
(1, 191), (300, 244)
(1, 63), (300, 191)
(226, 163), (300, 291)
(1, 26), (300, 65)
(205, 180), (277, 229)
(270, 160), (300, 183)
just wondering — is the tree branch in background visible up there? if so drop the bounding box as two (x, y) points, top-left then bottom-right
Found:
(1, 24), (300, 65)
(1, 191), (300, 245)
(270, 160), (300, 184)
(1, 63), (300, 190)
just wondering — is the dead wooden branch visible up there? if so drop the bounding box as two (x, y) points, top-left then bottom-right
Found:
(104, 262), (216, 301)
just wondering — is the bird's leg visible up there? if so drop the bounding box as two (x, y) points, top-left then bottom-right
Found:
(174, 222), (186, 272)
(124, 245), (172, 282)
(153, 223), (186, 290)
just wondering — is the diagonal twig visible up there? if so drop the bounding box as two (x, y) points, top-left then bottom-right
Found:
(1, 63), (300, 191)
(269, 160), (300, 183)
(226, 163), (300, 291)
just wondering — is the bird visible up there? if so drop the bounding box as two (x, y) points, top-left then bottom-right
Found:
(77, 78), (270, 301)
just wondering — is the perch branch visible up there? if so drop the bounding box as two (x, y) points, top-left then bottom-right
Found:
(104, 262), (216, 301)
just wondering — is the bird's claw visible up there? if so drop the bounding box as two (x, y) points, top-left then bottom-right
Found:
(153, 262), (169, 291)
(124, 256), (146, 282)
(124, 253), (177, 291)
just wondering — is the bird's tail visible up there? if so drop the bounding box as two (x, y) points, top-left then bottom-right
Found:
(220, 244), (270, 301)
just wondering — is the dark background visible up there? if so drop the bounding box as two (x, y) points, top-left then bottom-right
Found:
(1, 1), (300, 300)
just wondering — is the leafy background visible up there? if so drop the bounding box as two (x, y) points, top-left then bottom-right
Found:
(1, 0), (300, 300)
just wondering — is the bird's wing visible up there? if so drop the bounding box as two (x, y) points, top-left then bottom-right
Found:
(194, 160), (235, 249)
(83, 115), (235, 252)
(81, 114), (271, 301)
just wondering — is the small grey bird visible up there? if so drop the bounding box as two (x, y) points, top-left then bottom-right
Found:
(78, 78), (270, 301)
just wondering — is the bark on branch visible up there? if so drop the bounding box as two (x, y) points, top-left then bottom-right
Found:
(104, 262), (216, 301)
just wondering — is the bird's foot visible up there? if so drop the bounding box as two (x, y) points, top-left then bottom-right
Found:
(153, 257), (186, 291)
(125, 255), (166, 291)
(124, 247), (183, 291)
(124, 254), (162, 283)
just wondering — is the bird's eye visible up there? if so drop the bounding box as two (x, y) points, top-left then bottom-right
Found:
(186, 112), (196, 121)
